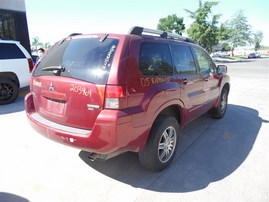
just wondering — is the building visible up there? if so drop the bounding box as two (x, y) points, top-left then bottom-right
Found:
(0, 0), (31, 53)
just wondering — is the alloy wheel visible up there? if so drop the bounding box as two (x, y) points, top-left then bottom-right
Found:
(158, 126), (177, 163)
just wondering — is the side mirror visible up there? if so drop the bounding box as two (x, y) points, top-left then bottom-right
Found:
(216, 65), (227, 75)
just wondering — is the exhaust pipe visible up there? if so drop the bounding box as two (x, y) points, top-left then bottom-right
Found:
(88, 153), (99, 161)
(87, 153), (108, 161)
(86, 150), (126, 162)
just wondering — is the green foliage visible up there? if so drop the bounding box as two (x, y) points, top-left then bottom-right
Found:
(157, 14), (185, 35)
(218, 23), (230, 41)
(253, 31), (263, 51)
(31, 37), (42, 52)
(185, 0), (221, 52)
(156, 1), (261, 53)
(225, 10), (252, 53)
(44, 42), (51, 49)
(31, 37), (50, 52)
(220, 42), (231, 51)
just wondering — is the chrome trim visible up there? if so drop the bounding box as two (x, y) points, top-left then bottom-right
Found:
(87, 104), (101, 110)
(31, 113), (91, 135)
(49, 82), (54, 91)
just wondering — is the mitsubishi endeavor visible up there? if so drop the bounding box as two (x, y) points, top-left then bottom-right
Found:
(25, 26), (230, 171)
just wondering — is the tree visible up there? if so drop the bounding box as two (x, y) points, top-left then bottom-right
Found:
(44, 42), (51, 50)
(220, 42), (231, 52)
(157, 14), (185, 35)
(218, 23), (230, 41)
(185, 0), (221, 52)
(253, 31), (263, 51)
(31, 37), (51, 52)
(225, 10), (252, 56)
(31, 37), (43, 52)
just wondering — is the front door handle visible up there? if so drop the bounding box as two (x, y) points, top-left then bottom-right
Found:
(182, 78), (194, 85)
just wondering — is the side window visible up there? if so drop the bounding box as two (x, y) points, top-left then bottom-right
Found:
(139, 42), (173, 76)
(171, 44), (197, 74)
(193, 47), (216, 74)
(0, 43), (26, 59)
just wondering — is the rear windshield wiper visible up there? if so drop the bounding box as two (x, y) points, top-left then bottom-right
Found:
(41, 65), (65, 76)
(99, 33), (109, 42)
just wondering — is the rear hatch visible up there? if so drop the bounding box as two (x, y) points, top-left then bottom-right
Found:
(32, 36), (119, 130)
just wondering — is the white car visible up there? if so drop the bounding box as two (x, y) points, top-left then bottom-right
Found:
(0, 40), (34, 104)
(210, 52), (225, 58)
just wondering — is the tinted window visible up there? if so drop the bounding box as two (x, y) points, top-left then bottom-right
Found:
(193, 47), (216, 74)
(0, 11), (16, 40)
(0, 43), (25, 59)
(171, 44), (197, 74)
(33, 37), (119, 84)
(139, 42), (173, 76)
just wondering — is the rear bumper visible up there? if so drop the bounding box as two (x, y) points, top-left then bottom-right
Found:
(25, 93), (149, 154)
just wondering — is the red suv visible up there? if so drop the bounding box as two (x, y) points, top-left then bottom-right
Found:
(25, 27), (230, 171)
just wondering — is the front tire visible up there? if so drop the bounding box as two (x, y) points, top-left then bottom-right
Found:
(139, 116), (179, 172)
(0, 78), (19, 105)
(212, 88), (228, 119)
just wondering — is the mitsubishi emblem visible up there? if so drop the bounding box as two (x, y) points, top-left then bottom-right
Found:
(49, 82), (54, 91)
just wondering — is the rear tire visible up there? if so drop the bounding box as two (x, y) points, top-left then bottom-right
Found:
(0, 78), (19, 105)
(211, 88), (228, 119)
(139, 116), (179, 172)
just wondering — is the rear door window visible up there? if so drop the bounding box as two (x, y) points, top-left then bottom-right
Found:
(33, 37), (119, 84)
(0, 43), (25, 59)
(139, 42), (173, 76)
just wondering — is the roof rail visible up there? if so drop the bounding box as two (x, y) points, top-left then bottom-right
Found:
(128, 26), (195, 43)
(68, 33), (82, 37)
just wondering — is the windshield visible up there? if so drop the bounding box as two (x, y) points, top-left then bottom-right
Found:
(33, 37), (119, 84)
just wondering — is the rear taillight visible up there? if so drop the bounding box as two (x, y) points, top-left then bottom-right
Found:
(28, 58), (34, 73)
(105, 85), (127, 109)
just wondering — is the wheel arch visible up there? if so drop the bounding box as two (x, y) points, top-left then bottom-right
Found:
(223, 82), (230, 94)
(0, 72), (20, 88)
(141, 103), (182, 146)
(157, 104), (181, 125)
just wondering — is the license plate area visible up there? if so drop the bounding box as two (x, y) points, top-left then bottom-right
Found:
(45, 97), (66, 116)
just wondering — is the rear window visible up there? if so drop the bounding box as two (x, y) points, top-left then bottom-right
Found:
(0, 43), (26, 59)
(33, 37), (119, 84)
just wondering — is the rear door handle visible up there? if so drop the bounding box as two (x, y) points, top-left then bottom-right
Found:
(203, 76), (209, 81)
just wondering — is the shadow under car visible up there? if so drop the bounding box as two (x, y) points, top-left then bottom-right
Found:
(79, 104), (264, 193)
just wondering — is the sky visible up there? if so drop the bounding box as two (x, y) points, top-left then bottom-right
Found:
(25, 0), (269, 46)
